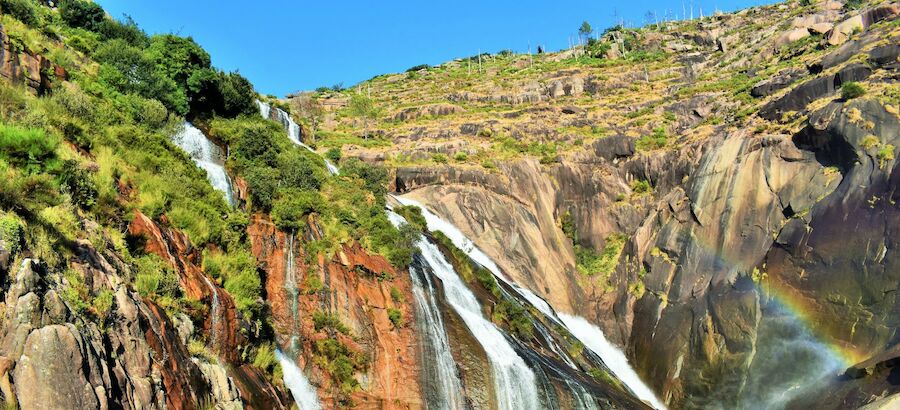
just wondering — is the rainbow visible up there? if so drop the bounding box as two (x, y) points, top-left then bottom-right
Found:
(755, 275), (867, 368)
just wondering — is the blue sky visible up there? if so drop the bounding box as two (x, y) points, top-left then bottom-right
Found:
(95, 0), (774, 97)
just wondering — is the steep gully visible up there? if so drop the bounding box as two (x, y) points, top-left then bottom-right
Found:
(251, 101), (662, 408)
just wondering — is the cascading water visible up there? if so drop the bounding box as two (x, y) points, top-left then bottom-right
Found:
(171, 122), (235, 206)
(414, 232), (540, 410)
(559, 314), (666, 409)
(278, 232), (322, 408)
(394, 196), (665, 409)
(276, 349), (322, 410)
(387, 211), (466, 409)
(200, 275), (220, 346)
(256, 100), (339, 175)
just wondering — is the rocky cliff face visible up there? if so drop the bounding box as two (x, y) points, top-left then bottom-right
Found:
(0, 24), (66, 96)
(0, 239), (271, 409)
(127, 211), (291, 409)
(348, 1), (900, 407)
(247, 214), (424, 408)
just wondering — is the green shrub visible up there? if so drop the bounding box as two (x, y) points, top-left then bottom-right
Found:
(134, 254), (180, 299)
(0, 213), (23, 256)
(312, 310), (351, 335)
(279, 150), (326, 191)
(244, 166), (279, 211)
(252, 343), (279, 374)
(575, 234), (627, 277)
(877, 144), (895, 166)
(325, 147), (342, 163)
(91, 289), (114, 320)
(60, 0), (106, 31)
(340, 159), (388, 205)
(389, 286), (403, 303)
(453, 151), (468, 162)
(60, 269), (89, 315)
(0, 124), (60, 174)
(842, 82), (866, 100)
(387, 307), (403, 328)
(272, 189), (324, 231)
(560, 211), (576, 241)
(636, 127), (668, 151)
(204, 249), (261, 318)
(313, 338), (366, 394)
(631, 179), (652, 194)
(94, 40), (186, 114)
(0, 0), (40, 27)
(58, 160), (98, 210)
(394, 205), (426, 232)
(493, 299), (533, 339)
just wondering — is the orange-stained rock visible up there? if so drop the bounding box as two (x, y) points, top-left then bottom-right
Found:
(248, 213), (424, 409)
(0, 25), (66, 95)
(128, 211), (242, 364)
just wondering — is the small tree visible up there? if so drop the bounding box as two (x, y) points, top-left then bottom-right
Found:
(290, 93), (324, 134)
(579, 21), (593, 43)
(348, 93), (381, 140)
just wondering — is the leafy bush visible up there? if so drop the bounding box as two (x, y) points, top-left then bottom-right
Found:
(389, 286), (403, 303)
(312, 311), (351, 335)
(58, 159), (97, 210)
(252, 343), (280, 374)
(0, 213), (23, 256)
(387, 307), (403, 328)
(313, 338), (366, 394)
(0, 124), (60, 174)
(279, 150), (326, 191)
(394, 205), (426, 232)
(0, 0), (40, 27)
(575, 234), (626, 277)
(272, 189), (324, 231)
(134, 254), (181, 299)
(842, 82), (866, 100)
(325, 147), (342, 163)
(203, 249), (261, 318)
(94, 40), (186, 114)
(60, 0), (105, 30)
(878, 144), (895, 167)
(493, 299), (533, 339)
(431, 153), (448, 164)
(631, 179), (652, 194)
(340, 159), (388, 205)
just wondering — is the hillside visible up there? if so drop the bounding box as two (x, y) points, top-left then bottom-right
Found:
(290, 0), (900, 408)
(0, 0), (898, 409)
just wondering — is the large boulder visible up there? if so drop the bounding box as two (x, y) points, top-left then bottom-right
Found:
(14, 325), (100, 410)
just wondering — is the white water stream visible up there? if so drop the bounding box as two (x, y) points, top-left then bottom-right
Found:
(394, 196), (666, 409)
(256, 101), (339, 175)
(171, 122), (235, 207)
(388, 210), (467, 409)
(276, 349), (322, 410)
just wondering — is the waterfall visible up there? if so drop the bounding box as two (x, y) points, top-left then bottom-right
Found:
(276, 232), (322, 408)
(559, 314), (666, 409)
(171, 122), (235, 206)
(415, 234), (540, 410)
(394, 196), (665, 409)
(276, 349), (322, 410)
(256, 100), (339, 175)
(200, 275), (220, 347)
(387, 211), (466, 409)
